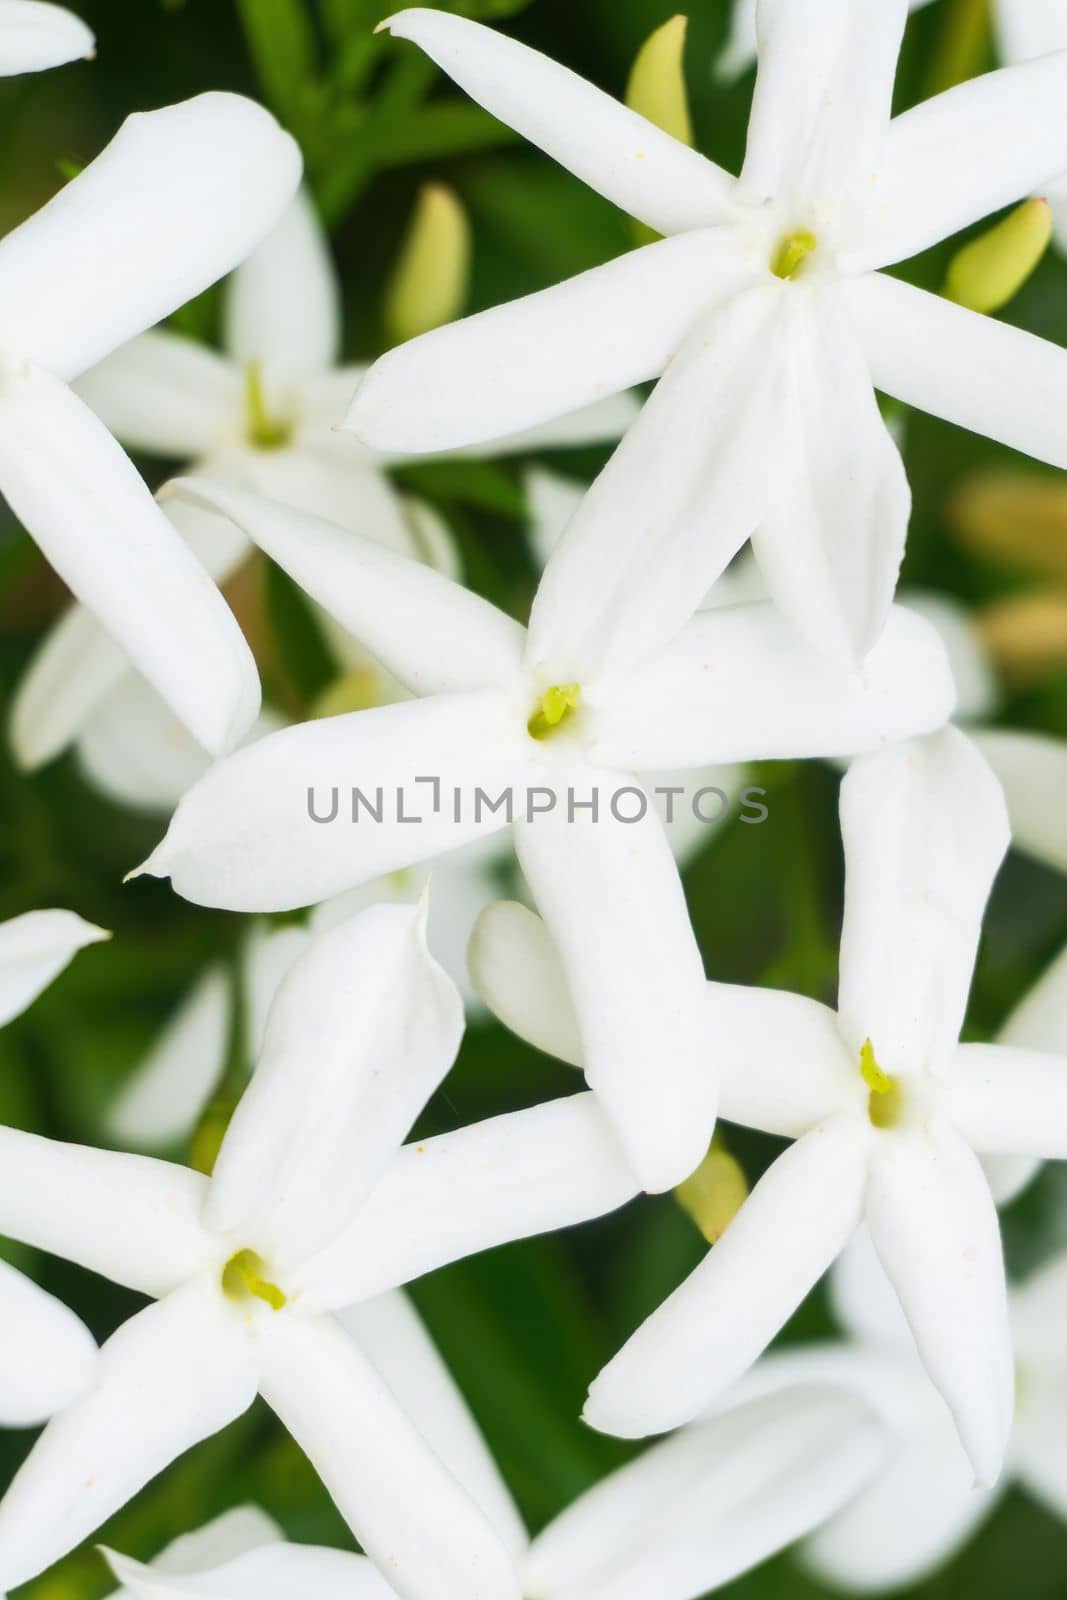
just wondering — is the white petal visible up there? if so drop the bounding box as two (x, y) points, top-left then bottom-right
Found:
(584, 1117), (867, 1438)
(902, 590), (998, 723)
(0, 907), (107, 1026)
(468, 899), (583, 1066)
(294, 1092), (638, 1311)
(524, 466), (584, 570)
(140, 692), (526, 912)
(0, 1281), (258, 1592)
(1011, 1248), (1067, 1367)
(847, 272), (1067, 471)
(167, 476), (525, 694)
(969, 726), (1067, 873)
(0, 94), (301, 381)
(241, 922), (312, 1060)
(516, 784), (712, 1194)
(0, 1257), (96, 1426)
(995, 0), (1067, 62)
(714, 0), (758, 81)
(224, 188), (340, 380)
(589, 601), (955, 771)
(150, 1506), (283, 1575)
(108, 966), (232, 1149)
(804, 1409), (993, 1592)
(751, 287), (910, 664)
(999, 941), (1067, 1062)
(865, 1123), (1014, 1484)
(209, 903), (463, 1269)
(828, 1224), (913, 1351)
(106, 1542), (393, 1600)
(836, 728), (1009, 1076)
(945, 1042), (1067, 1158)
(711, 984), (855, 1138)
(10, 599), (134, 771)
(483, 390), (642, 459)
(862, 52), (1067, 270)
(524, 1386), (883, 1600)
(340, 1290), (526, 1555)
(76, 677), (222, 815)
(380, 9), (734, 235)
(0, 1), (92, 74)
(258, 1310), (521, 1600)
(347, 229), (748, 456)
(232, 442), (420, 561)
(74, 331), (242, 459)
(0, 1127), (214, 1296)
(0, 368), (260, 756)
(527, 284), (782, 685)
(739, 0), (907, 226)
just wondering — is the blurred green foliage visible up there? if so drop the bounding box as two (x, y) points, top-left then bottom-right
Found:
(0, 2), (1066, 1596)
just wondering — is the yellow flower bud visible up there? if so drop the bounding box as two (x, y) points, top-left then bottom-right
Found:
(943, 198), (1052, 315)
(625, 14), (693, 149)
(384, 183), (471, 347)
(924, 0), (991, 98)
(975, 593), (1067, 687)
(674, 1137), (748, 1245)
(949, 470), (1067, 584)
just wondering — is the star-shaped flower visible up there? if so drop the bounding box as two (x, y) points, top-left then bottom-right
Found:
(577, 727), (1067, 1485)
(100, 1385), (886, 1600)
(11, 184), (635, 776)
(348, 3), (1067, 669)
(135, 476), (952, 1191)
(0, 93), (300, 758)
(0, 900), (637, 1599)
(0, 1), (93, 74)
(0, 908), (107, 1424)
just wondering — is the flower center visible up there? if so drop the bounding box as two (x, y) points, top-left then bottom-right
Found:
(528, 683), (581, 740)
(221, 1247), (287, 1311)
(860, 1038), (904, 1130)
(771, 229), (817, 281)
(244, 360), (292, 450)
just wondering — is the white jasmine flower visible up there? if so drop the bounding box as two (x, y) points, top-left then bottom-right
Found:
(0, 93), (300, 757)
(136, 477), (952, 1191)
(109, 846), (509, 1150)
(100, 1385), (887, 1600)
(0, 909), (107, 1423)
(348, 4), (1067, 669)
(10, 186), (637, 775)
(744, 1229), (1067, 1592)
(0, 901), (635, 1598)
(0, 1), (93, 74)
(584, 728), (1067, 1485)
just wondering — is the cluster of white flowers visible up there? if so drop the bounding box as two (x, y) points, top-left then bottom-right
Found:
(4, 0), (1067, 1596)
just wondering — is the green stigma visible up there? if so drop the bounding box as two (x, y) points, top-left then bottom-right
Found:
(244, 360), (291, 450)
(528, 683), (581, 740)
(860, 1038), (904, 1130)
(222, 1248), (287, 1311)
(771, 229), (817, 280)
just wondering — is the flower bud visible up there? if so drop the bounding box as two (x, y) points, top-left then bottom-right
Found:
(944, 198), (1052, 315)
(384, 183), (471, 347)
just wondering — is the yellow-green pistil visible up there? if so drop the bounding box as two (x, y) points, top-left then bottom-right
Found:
(860, 1038), (904, 1130)
(771, 229), (817, 281)
(528, 683), (581, 740)
(222, 1248), (287, 1311)
(245, 359), (291, 450)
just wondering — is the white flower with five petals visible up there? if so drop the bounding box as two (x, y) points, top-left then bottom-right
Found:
(135, 475), (953, 1191)
(583, 728), (1067, 1487)
(12, 185), (635, 776)
(0, 900), (640, 1599)
(349, 3), (1067, 669)
(0, 93), (300, 757)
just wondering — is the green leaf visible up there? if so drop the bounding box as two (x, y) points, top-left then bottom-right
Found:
(235, 0), (319, 126)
